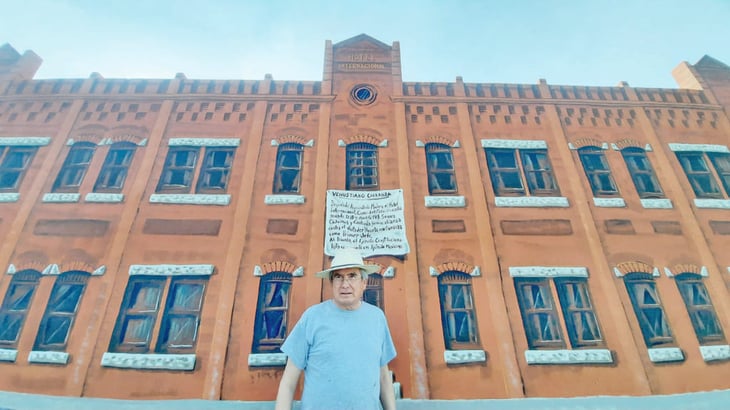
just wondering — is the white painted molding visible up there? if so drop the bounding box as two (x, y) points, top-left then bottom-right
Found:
(481, 139), (547, 149)
(42, 264), (60, 276)
(150, 194), (230, 206)
(509, 266), (588, 278)
(452, 140), (460, 148)
(42, 193), (81, 203)
(383, 266), (395, 278)
(138, 138), (148, 146)
(525, 349), (613, 365)
(652, 267), (660, 277)
(271, 140), (279, 146)
(694, 199), (730, 209)
(305, 139), (314, 147)
(128, 264), (214, 276)
(92, 265), (106, 276)
(101, 352), (196, 370)
(668, 143), (729, 153)
(0, 193), (20, 202)
(0, 137), (51, 146)
(248, 353), (287, 367)
(601, 143), (609, 150)
(292, 266), (304, 277)
(264, 194), (305, 205)
(701, 266), (709, 277)
(645, 144), (653, 152)
(648, 347), (684, 363)
(613, 267), (624, 277)
(593, 197), (626, 208)
(338, 139), (346, 147)
(415, 140), (425, 147)
(470, 266), (481, 277)
(6, 264), (16, 275)
(495, 196), (569, 208)
(168, 138), (240, 147)
(429, 266), (439, 277)
(254, 265), (264, 277)
(610, 143), (619, 151)
(641, 198), (673, 209)
(664, 268), (674, 278)
(444, 349), (486, 364)
(378, 139), (388, 147)
(0, 349), (18, 362)
(28, 351), (69, 365)
(568, 143), (576, 150)
(424, 195), (465, 208)
(699, 345), (730, 362)
(85, 193), (124, 203)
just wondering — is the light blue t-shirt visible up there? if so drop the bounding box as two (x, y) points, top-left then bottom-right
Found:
(281, 299), (397, 410)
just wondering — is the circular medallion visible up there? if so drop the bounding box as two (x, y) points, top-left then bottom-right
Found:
(351, 84), (377, 105)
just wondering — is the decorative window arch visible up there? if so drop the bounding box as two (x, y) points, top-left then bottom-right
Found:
(0, 269), (42, 348)
(437, 270), (479, 350)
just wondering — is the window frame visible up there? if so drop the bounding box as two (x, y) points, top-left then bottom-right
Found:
(272, 143), (304, 194)
(514, 277), (565, 349)
(52, 142), (96, 193)
(195, 147), (235, 194)
(93, 142), (137, 193)
(0, 146), (38, 192)
(156, 277), (207, 354)
(33, 271), (89, 351)
(0, 270), (41, 348)
(346, 142), (379, 190)
(621, 147), (664, 199)
(425, 143), (457, 195)
(485, 148), (560, 196)
(364, 273), (384, 310)
(623, 273), (675, 348)
(578, 146), (619, 197)
(675, 151), (725, 199)
(251, 272), (292, 354)
(675, 273), (725, 345)
(156, 146), (200, 194)
(438, 271), (480, 350)
(554, 278), (603, 347)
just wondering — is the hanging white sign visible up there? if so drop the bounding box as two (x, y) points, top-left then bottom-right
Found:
(324, 189), (410, 257)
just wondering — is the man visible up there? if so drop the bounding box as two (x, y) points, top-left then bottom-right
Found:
(274, 248), (397, 410)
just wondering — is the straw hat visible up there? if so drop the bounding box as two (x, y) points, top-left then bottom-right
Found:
(315, 248), (380, 279)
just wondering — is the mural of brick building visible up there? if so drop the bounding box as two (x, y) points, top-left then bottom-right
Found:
(0, 34), (729, 405)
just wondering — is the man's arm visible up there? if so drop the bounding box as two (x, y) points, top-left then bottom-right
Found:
(379, 365), (396, 410)
(275, 359), (302, 410)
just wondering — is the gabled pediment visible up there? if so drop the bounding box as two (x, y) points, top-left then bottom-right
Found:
(334, 34), (391, 51)
(695, 55), (729, 70)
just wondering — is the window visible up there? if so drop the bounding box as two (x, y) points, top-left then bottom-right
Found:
(156, 146), (235, 193)
(675, 151), (730, 198)
(252, 272), (292, 353)
(0, 146), (37, 191)
(33, 271), (89, 351)
(425, 143), (457, 194)
(364, 273), (384, 310)
(109, 276), (206, 354)
(272, 143), (303, 194)
(438, 271), (479, 349)
(515, 277), (602, 349)
(623, 273), (674, 347)
(0, 270), (41, 347)
(578, 146), (618, 196)
(94, 142), (136, 192)
(52, 142), (95, 192)
(346, 142), (378, 190)
(621, 147), (664, 198)
(675, 273), (725, 344)
(485, 148), (559, 196)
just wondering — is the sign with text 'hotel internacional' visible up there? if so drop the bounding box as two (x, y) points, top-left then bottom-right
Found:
(334, 49), (391, 73)
(324, 189), (410, 257)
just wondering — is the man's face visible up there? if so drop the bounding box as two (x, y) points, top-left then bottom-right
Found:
(330, 267), (366, 310)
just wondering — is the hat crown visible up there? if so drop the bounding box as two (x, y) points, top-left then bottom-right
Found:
(330, 248), (366, 269)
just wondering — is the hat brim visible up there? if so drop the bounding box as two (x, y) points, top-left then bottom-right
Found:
(315, 263), (381, 279)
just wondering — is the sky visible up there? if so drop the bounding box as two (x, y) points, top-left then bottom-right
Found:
(1, 0), (729, 89)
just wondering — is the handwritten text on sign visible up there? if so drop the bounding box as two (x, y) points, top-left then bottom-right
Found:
(324, 189), (410, 257)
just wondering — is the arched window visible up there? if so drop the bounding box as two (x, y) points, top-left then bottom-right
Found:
(252, 272), (292, 353)
(272, 143), (304, 194)
(623, 273), (674, 347)
(364, 273), (384, 310)
(675, 273), (725, 344)
(578, 146), (618, 197)
(52, 142), (95, 192)
(425, 143), (457, 194)
(34, 271), (90, 351)
(438, 271), (479, 349)
(94, 141), (137, 192)
(621, 147), (664, 198)
(0, 269), (42, 347)
(346, 142), (378, 190)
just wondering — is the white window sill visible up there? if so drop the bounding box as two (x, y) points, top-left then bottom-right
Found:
(248, 353), (287, 367)
(28, 350), (69, 365)
(699, 345), (730, 362)
(648, 347), (684, 363)
(42, 193), (80, 203)
(150, 194), (230, 206)
(264, 194), (305, 205)
(0, 193), (19, 203)
(425, 195), (465, 208)
(641, 198), (673, 209)
(101, 352), (196, 370)
(444, 349), (486, 364)
(525, 349), (613, 365)
(694, 199), (730, 209)
(593, 197), (625, 208)
(495, 196), (569, 208)
(0, 348), (18, 362)
(85, 193), (124, 203)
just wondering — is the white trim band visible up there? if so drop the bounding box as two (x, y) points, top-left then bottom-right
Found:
(129, 264), (215, 276)
(28, 351), (69, 365)
(444, 349), (486, 364)
(668, 143), (729, 153)
(509, 266), (588, 278)
(248, 353), (287, 367)
(168, 138), (240, 147)
(101, 352), (196, 370)
(481, 139), (548, 149)
(648, 347), (684, 363)
(525, 349), (613, 365)
(425, 195), (465, 208)
(495, 196), (569, 208)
